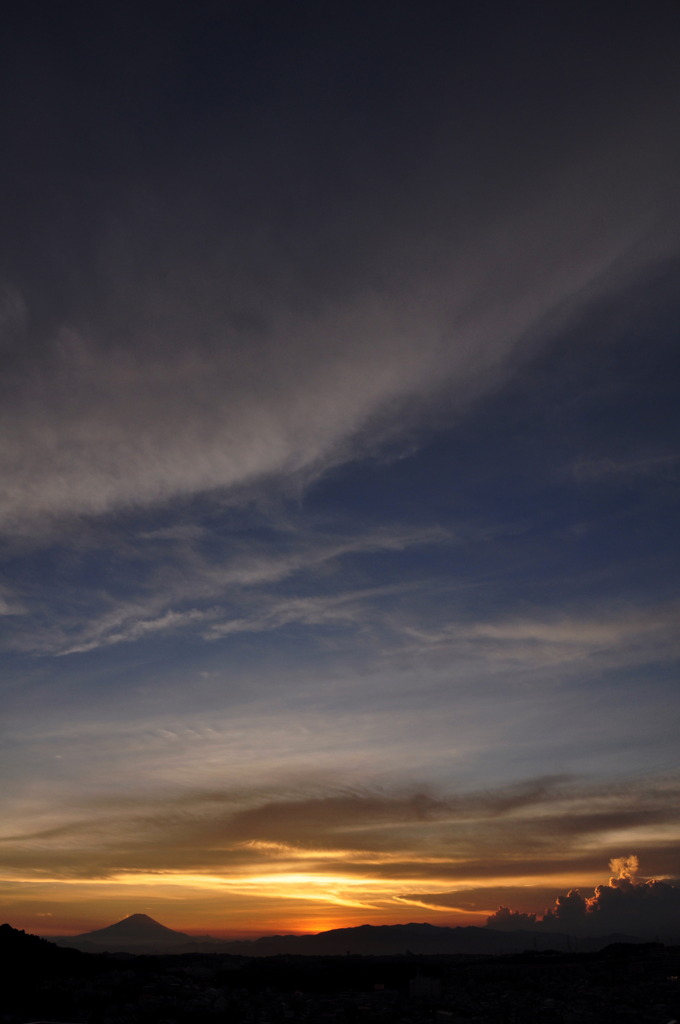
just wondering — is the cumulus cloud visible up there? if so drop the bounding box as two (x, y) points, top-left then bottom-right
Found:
(488, 857), (680, 939)
(485, 906), (537, 929)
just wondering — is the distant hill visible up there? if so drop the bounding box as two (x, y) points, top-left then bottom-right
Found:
(212, 922), (644, 957)
(46, 915), (644, 956)
(0, 922), (90, 972)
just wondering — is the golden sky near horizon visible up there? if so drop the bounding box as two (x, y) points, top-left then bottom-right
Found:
(4, 775), (679, 937)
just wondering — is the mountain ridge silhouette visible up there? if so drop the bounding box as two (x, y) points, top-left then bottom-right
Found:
(44, 915), (644, 956)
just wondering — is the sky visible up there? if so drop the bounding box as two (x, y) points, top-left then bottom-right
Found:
(1, 0), (679, 941)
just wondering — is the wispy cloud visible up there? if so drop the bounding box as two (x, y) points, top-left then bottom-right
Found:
(2, 774), (678, 901)
(399, 602), (680, 671)
(60, 607), (221, 656)
(201, 583), (418, 641)
(1, 114), (675, 535)
(572, 452), (680, 484)
(9, 524), (449, 656)
(0, 584), (26, 616)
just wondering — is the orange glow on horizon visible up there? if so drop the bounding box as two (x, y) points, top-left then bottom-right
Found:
(1, 861), (611, 939)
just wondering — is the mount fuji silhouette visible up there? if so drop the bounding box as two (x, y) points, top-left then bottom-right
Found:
(81, 913), (188, 943)
(49, 913), (216, 953)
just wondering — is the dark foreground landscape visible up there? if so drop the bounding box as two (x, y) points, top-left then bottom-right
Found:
(3, 922), (679, 1024)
